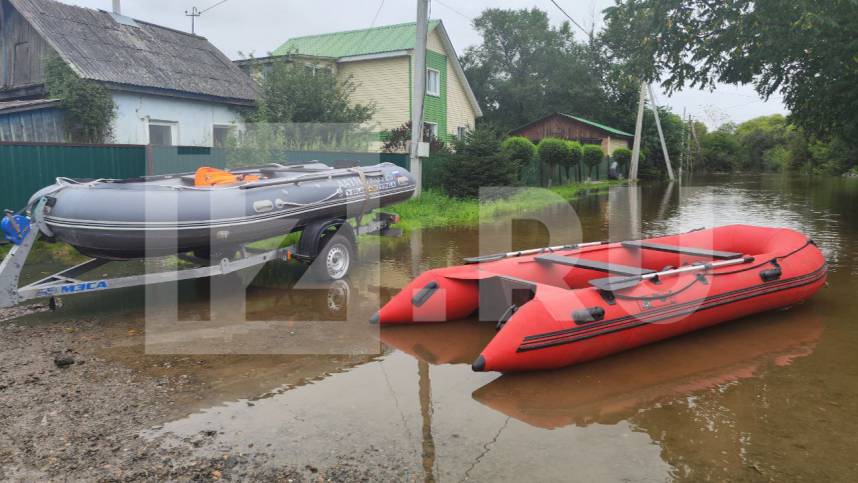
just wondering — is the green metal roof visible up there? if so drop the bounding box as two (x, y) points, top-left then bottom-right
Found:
(273, 20), (442, 59)
(558, 113), (634, 138)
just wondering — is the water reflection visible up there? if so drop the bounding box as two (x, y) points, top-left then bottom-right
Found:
(472, 308), (821, 429)
(55, 175), (858, 480)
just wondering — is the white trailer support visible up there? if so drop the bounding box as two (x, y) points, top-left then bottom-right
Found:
(0, 204), (399, 310)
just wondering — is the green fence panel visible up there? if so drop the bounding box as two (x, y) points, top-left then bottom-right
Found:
(0, 143), (146, 210)
(153, 148), (410, 173)
(279, 151), (409, 169)
(0, 143), (412, 211)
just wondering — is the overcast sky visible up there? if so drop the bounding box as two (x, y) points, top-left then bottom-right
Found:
(67, 0), (786, 128)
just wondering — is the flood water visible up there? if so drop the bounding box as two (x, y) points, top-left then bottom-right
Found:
(17, 175), (858, 481)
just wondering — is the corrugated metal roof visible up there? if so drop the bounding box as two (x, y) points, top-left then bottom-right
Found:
(273, 20), (441, 58)
(558, 113), (634, 138)
(10, 0), (258, 103)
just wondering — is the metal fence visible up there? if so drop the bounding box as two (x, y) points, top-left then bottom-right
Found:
(0, 142), (409, 210)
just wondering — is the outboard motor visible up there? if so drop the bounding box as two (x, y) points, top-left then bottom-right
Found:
(2, 210), (30, 245)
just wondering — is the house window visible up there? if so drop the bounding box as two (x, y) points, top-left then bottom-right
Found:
(426, 68), (440, 97)
(213, 125), (235, 148)
(457, 126), (467, 140)
(425, 122), (439, 140)
(148, 121), (176, 146)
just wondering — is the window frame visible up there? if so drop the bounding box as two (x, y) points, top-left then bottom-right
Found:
(425, 122), (439, 140)
(148, 120), (177, 146)
(212, 124), (235, 148)
(426, 68), (440, 97)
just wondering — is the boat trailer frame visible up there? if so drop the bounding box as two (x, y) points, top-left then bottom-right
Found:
(0, 206), (399, 310)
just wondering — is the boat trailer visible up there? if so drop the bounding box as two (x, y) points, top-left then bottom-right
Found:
(0, 200), (400, 310)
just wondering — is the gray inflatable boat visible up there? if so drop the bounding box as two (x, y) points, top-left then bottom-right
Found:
(29, 162), (415, 260)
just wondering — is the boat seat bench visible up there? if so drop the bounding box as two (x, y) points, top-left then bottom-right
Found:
(534, 254), (656, 277)
(621, 240), (743, 260)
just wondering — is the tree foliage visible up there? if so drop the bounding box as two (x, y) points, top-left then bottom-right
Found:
(381, 121), (445, 154)
(435, 126), (514, 198)
(638, 107), (684, 179)
(612, 147), (632, 173)
(500, 136), (537, 175)
(582, 144), (605, 177)
(249, 58), (374, 124)
(462, 8), (638, 132)
(44, 54), (115, 143)
(700, 129), (741, 173)
(564, 141), (583, 168)
(695, 115), (858, 175)
(601, 0), (858, 145)
(536, 138), (570, 185)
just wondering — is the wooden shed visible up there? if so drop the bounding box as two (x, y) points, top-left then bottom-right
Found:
(510, 112), (633, 155)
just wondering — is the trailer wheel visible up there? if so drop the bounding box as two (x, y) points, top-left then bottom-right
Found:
(311, 233), (354, 280)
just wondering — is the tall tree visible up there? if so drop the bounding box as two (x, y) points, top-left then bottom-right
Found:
(462, 8), (634, 132)
(601, 0), (858, 143)
(250, 58), (374, 124)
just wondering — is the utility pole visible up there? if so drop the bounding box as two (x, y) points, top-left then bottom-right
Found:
(629, 82), (675, 182)
(690, 119), (702, 174)
(409, 0), (429, 197)
(185, 1), (228, 35)
(629, 82), (646, 182)
(185, 6), (200, 34)
(647, 84), (675, 181)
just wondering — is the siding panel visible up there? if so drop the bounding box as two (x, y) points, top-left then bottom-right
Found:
(337, 56), (410, 132)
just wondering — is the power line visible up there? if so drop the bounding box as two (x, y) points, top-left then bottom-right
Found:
(547, 0), (589, 37)
(369, 0), (386, 28)
(199, 0), (229, 15)
(433, 0), (471, 21)
(185, 0), (229, 34)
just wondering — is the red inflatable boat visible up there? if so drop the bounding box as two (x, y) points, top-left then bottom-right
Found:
(375, 225), (827, 372)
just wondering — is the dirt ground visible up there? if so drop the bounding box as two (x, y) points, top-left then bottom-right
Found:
(0, 307), (391, 482)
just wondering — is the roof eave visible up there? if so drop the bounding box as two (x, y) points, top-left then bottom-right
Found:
(337, 50), (410, 63)
(104, 83), (257, 107)
(0, 99), (61, 115)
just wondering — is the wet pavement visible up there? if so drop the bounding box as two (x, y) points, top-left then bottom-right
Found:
(2, 175), (858, 481)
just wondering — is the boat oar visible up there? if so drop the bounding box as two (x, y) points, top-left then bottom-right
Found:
(589, 256), (756, 292)
(464, 241), (609, 264)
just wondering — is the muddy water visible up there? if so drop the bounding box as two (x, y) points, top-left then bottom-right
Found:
(21, 175), (858, 481)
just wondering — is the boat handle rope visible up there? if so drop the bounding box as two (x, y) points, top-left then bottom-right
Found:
(609, 239), (817, 300)
(275, 190), (342, 208)
(710, 239), (816, 276)
(56, 177), (110, 186)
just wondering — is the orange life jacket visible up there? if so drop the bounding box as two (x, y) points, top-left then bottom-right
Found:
(194, 167), (260, 187)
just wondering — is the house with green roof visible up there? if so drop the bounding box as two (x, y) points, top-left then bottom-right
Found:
(235, 20), (482, 148)
(510, 112), (633, 155)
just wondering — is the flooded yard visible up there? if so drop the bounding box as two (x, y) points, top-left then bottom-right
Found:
(2, 175), (857, 481)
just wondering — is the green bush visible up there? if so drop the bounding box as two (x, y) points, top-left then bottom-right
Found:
(612, 147), (632, 172)
(436, 126), (514, 198)
(501, 136), (537, 181)
(537, 138), (571, 186)
(564, 140), (583, 182)
(582, 144), (605, 178)
(44, 54), (115, 143)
